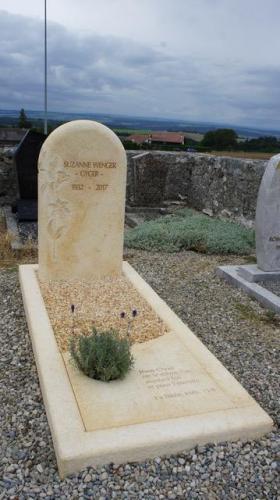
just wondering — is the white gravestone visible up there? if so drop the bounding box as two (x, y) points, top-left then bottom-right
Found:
(256, 153), (280, 271)
(38, 120), (127, 281)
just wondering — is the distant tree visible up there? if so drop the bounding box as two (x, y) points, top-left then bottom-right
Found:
(241, 136), (280, 153)
(18, 108), (31, 128)
(202, 128), (238, 150)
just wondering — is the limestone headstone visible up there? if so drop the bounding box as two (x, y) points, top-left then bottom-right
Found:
(256, 153), (280, 271)
(38, 120), (127, 281)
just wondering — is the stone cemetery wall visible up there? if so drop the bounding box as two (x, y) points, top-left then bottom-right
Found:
(0, 147), (267, 224)
(127, 151), (267, 223)
(128, 152), (169, 206)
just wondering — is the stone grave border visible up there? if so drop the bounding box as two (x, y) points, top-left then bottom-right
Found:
(19, 262), (273, 478)
(217, 264), (280, 314)
(4, 205), (22, 250)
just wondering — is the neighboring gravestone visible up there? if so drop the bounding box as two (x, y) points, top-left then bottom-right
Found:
(38, 120), (127, 281)
(14, 130), (46, 220)
(217, 153), (280, 314)
(256, 153), (280, 271)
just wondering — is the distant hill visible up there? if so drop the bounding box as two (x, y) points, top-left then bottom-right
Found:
(1, 109), (280, 139)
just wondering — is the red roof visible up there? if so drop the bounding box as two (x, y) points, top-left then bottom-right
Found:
(127, 131), (185, 145)
(150, 132), (184, 144)
(128, 134), (150, 144)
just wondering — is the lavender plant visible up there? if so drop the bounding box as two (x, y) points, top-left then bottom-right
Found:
(120, 308), (138, 340)
(69, 327), (134, 382)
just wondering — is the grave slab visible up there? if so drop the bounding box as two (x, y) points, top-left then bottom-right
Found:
(19, 261), (273, 478)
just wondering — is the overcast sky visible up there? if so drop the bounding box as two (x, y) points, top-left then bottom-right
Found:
(0, 0), (279, 128)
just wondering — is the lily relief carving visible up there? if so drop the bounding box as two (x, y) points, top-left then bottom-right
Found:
(47, 199), (71, 260)
(40, 159), (72, 260)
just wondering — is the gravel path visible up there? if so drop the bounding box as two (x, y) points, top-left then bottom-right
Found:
(18, 223), (38, 243)
(0, 250), (279, 499)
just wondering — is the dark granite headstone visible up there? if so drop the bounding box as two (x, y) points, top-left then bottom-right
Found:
(17, 199), (38, 221)
(14, 130), (46, 221)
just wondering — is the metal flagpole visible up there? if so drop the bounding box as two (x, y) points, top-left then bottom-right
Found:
(44, 0), (48, 135)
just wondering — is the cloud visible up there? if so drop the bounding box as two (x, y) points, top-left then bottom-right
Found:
(0, 9), (280, 129)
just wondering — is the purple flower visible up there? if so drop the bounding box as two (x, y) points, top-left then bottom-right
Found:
(71, 304), (75, 314)
(120, 311), (126, 319)
(132, 309), (137, 317)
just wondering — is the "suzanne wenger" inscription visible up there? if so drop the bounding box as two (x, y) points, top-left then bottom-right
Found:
(64, 160), (116, 192)
(64, 160), (116, 168)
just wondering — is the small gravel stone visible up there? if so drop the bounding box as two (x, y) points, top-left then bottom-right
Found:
(40, 273), (167, 350)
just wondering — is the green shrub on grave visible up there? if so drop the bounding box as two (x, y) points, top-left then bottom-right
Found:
(69, 328), (134, 382)
(124, 208), (255, 255)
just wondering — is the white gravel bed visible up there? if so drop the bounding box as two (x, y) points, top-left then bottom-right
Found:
(0, 250), (279, 499)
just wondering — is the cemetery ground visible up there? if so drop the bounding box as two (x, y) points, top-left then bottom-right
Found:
(0, 225), (279, 497)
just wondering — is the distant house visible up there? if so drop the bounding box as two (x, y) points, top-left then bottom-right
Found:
(128, 131), (185, 146)
(0, 128), (28, 146)
(127, 134), (150, 145)
(149, 132), (185, 145)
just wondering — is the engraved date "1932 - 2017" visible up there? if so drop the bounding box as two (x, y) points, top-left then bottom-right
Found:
(72, 184), (109, 191)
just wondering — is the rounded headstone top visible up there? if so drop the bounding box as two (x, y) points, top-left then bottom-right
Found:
(39, 120), (126, 163)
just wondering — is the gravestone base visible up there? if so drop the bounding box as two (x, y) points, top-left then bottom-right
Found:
(217, 265), (280, 314)
(19, 261), (273, 478)
(237, 264), (280, 283)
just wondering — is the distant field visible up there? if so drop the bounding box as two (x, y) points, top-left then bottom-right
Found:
(114, 129), (205, 141)
(209, 151), (274, 160)
(113, 128), (150, 135)
(184, 132), (204, 142)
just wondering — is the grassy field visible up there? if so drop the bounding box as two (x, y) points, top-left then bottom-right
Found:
(113, 128), (150, 135)
(113, 130), (276, 158)
(114, 129), (204, 141)
(184, 132), (204, 142)
(209, 151), (274, 160)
